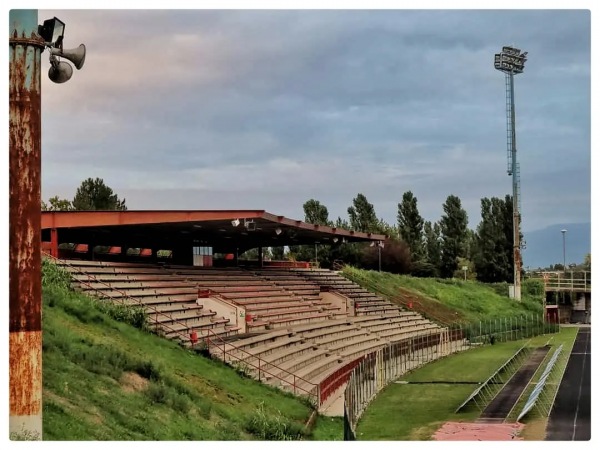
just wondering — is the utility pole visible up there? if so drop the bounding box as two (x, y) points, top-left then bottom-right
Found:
(9, 9), (44, 439)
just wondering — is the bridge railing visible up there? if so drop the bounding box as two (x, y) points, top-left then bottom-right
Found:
(532, 271), (591, 292)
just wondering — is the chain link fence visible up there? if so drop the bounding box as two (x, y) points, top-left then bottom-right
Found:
(343, 313), (558, 439)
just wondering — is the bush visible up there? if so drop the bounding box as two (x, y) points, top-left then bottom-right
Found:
(522, 278), (545, 298)
(145, 382), (170, 404)
(244, 402), (305, 440)
(215, 422), (242, 440)
(70, 344), (133, 380)
(42, 258), (72, 290)
(93, 301), (148, 331)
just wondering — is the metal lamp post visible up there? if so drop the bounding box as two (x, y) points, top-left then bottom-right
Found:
(371, 241), (384, 272)
(561, 229), (567, 272)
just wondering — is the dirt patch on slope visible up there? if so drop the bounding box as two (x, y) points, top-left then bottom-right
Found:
(120, 371), (149, 393)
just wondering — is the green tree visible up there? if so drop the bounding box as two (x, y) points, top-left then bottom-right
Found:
(347, 193), (378, 233)
(271, 246), (285, 260)
(72, 178), (127, 211)
(397, 191), (424, 261)
(334, 217), (350, 230)
(45, 195), (74, 211)
(361, 239), (411, 274)
(239, 247), (272, 261)
(419, 220), (441, 277)
(289, 199), (333, 266)
(473, 197), (511, 283)
(583, 253), (591, 271)
(303, 199), (331, 226)
(453, 257), (477, 280)
(439, 195), (469, 278)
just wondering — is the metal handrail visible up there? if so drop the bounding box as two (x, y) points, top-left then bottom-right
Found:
(43, 252), (207, 343)
(202, 327), (320, 403)
(339, 268), (455, 325)
(44, 253), (321, 403)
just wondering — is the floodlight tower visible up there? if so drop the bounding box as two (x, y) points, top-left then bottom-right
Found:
(494, 46), (527, 300)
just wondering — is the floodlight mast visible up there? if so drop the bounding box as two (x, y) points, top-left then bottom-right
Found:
(495, 46), (527, 300)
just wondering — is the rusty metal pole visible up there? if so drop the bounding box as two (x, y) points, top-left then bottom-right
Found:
(9, 9), (44, 440)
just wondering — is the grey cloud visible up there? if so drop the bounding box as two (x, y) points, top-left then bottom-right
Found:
(39, 9), (591, 234)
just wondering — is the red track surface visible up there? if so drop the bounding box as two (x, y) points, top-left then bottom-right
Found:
(433, 422), (524, 440)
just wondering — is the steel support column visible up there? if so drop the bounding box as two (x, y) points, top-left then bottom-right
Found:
(50, 228), (58, 257)
(508, 71), (522, 300)
(9, 9), (44, 439)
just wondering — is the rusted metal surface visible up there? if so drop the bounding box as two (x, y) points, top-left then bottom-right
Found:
(9, 17), (44, 334)
(41, 209), (266, 228)
(9, 332), (42, 416)
(9, 9), (44, 437)
(50, 228), (58, 257)
(40, 210), (387, 241)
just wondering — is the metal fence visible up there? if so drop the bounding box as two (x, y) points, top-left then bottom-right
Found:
(343, 313), (558, 439)
(517, 344), (563, 421)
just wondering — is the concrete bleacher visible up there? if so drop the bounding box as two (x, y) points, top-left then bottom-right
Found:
(56, 258), (446, 405)
(211, 312), (445, 398)
(57, 259), (241, 343)
(290, 268), (403, 316)
(57, 259), (345, 342)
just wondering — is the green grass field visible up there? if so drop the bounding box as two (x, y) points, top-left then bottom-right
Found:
(355, 327), (579, 440)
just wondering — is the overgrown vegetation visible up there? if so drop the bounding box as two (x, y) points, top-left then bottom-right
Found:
(244, 402), (307, 440)
(342, 266), (543, 324)
(41, 260), (313, 440)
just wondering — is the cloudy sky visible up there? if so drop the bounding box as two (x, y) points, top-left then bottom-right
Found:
(35, 5), (592, 233)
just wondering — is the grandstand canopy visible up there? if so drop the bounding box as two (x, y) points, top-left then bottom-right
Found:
(41, 210), (386, 253)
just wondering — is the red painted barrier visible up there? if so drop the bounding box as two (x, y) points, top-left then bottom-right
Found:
(319, 357), (364, 404)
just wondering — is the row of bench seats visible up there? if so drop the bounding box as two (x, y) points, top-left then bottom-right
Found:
(57, 260), (245, 343)
(211, 313), (444, 396)
(291, 268), (402, 316)
(55, 259), (446, 403)
(56, 259), (344, 341)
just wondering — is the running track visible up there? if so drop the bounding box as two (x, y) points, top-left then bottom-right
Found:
(546, 327), (591, 441)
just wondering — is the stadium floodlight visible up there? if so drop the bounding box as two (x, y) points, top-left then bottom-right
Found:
(494, 45), (527, 300)
(38, 17), (65, 47)
(275, 227), (282, 235)
(38, 17), (86, 84)
(231, 219), (240, 227)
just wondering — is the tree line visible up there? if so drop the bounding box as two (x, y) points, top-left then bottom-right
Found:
(42, 177), (127, 212)
(276, 192), (519, 283)
(46, 179), (583, 282)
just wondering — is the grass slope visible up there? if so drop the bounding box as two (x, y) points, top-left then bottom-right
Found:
(343, 267), (544, 323)
(41, 264), (315, 440)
